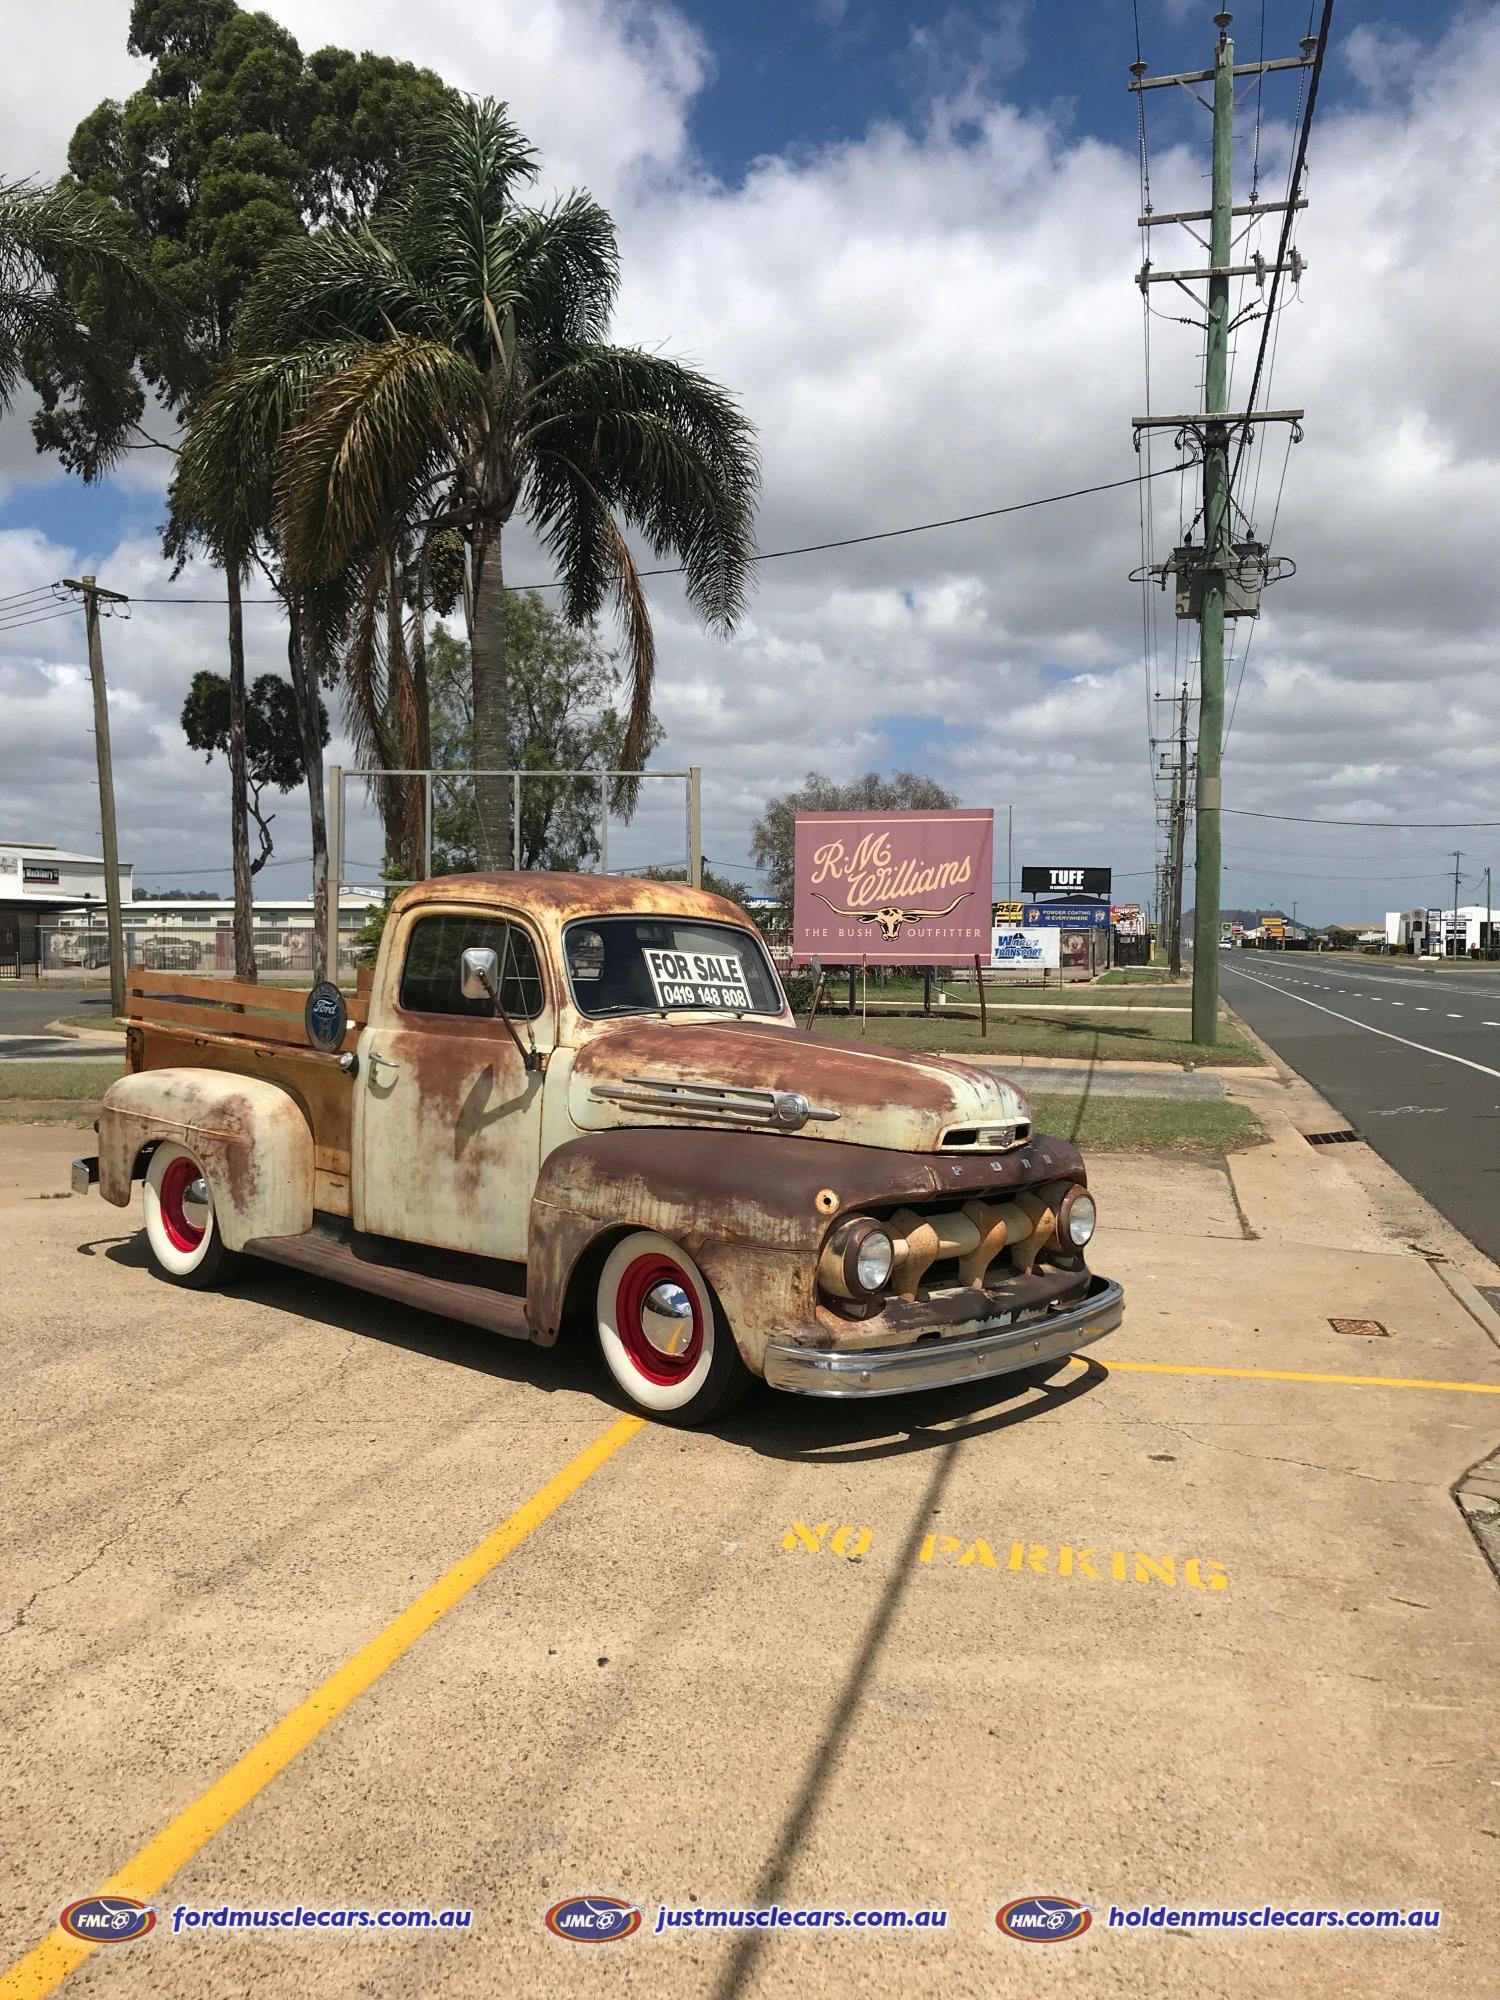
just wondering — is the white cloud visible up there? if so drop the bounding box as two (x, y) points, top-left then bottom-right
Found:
(1, 1), (1498, 922)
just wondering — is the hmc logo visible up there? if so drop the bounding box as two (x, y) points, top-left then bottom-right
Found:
(996, 1895), (1092, 1943)
(544, 1896), (642, 1943)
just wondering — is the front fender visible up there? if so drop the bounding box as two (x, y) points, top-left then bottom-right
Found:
(99, 1068), (314, 1251)
(526, 1126), (1086, 1374)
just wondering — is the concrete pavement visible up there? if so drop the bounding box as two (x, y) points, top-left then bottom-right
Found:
(1220, 953), (1500, 1263)
(1, 1093), (1497, 2000)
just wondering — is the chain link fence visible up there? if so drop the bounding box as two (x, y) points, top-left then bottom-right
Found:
(35, 923), (363, 981)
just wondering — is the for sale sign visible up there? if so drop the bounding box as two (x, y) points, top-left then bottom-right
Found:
(643, 945), (753, 1011)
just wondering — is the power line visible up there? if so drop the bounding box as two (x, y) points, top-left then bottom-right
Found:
(0, 605), (83, 634)
(1227, 0), (1333, 503)
(1225, 809), (1500, 829)
(106, 464), (1197, 608)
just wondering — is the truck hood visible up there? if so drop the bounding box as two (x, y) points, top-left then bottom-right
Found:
(568, 1017), (1029, 1153)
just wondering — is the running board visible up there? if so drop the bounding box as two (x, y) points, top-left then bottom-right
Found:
(244, 1228), (531, 1340)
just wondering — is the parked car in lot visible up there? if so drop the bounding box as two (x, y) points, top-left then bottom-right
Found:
(72, 873), (1122, 1423)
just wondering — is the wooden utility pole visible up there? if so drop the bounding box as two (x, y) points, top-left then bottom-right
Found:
(63, 576), (129, 1017)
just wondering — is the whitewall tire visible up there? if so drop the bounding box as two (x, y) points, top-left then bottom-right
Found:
(595, 1230), (750, 1424)
(142, 1143), (242, 1289)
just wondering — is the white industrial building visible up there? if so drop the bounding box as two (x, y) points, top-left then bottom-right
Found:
(1385, 906), (1499, 956)
(0, 841), (134, 969)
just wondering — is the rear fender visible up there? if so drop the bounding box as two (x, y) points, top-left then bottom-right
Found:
(99, 1068), (314, 1251)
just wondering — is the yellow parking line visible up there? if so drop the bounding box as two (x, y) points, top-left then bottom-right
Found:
(0, 1413), (644, 2000)
(1083, 1358), (1500, 1395)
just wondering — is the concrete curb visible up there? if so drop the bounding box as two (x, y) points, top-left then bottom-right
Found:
(1432, 1263), (1500, 1352)
(958, 1052), (1277, 1080)
(43, 1017), (126, 1045)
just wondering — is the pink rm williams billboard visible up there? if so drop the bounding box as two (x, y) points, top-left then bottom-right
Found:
(793, 809), (995, 964)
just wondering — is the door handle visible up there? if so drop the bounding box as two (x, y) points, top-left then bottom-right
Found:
(367, 1049), (401, 1078)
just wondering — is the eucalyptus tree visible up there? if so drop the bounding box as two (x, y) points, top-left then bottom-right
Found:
(210, 94), (758, 867)
(33, 0), (450, 976)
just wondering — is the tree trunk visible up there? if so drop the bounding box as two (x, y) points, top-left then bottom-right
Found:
(226, 566), (256, 983)
(469, 526), (512, 869)
(287, 601), (328, 982)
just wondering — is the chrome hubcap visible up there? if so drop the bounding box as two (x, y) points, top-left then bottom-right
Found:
(182, 1177), (210, 1233)
(640, 1280), (694, 1357)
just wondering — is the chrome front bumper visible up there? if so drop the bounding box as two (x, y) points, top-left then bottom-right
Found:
(761, 1276), (1124, 1399)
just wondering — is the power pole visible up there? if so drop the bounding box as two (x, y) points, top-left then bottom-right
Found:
(1486, 864), (1493, 961)
(1169, 682), (1189, 976)
(1451, 850), (1463, 958)
(63, 576), (130, 1017)
(1130, 10), (1317, 1041)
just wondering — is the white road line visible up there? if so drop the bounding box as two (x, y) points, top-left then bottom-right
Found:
(1392, 1001), (1404, 1007)
(1223, 964), (1500, 1082)
(1447, 1012), (1463, 1019)
(1485, 1021), (1500, 1028)
(1416, 1006), (1429, 1012)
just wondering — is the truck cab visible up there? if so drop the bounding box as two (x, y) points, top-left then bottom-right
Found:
(77, 872), (1122, 1424)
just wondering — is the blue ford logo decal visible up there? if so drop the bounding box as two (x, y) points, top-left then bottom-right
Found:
(544, 1896), (641, 1942)
(996, 1895), (1092, 1942)
(60, 1896), (157, 1943)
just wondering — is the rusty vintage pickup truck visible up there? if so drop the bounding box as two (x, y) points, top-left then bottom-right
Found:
(73, 872), (1122, 1423)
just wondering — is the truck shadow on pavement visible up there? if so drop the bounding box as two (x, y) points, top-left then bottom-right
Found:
(713, 1358), (1107, 1464)
(79, 1230), (1109, 1452)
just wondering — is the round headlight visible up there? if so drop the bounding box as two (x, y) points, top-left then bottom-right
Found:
(1062, 1189), (1097, 1248)
(854, 1228), (895, 1293)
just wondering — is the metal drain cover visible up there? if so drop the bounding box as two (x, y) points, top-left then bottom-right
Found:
(1328, 1317), (1387, 1338)
(1305, 1129), (1360, 1146)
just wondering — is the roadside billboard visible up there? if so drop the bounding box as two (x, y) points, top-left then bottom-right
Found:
(1022, 901), (1111, 930)
(993, 900), (1024, 925)
(793, 810), (994, 964)
(1021, 865), (1112, 898)
(991, 926), (1060, 970)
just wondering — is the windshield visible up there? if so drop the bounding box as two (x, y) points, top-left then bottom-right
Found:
(564, 917), (785, 1019)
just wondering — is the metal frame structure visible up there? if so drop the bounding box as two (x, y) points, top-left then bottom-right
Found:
(325, 763), (703, 979)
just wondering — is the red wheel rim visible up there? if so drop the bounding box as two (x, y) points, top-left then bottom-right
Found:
(158, 1156), (206, 1253)
(614, 1254), (703, 1385)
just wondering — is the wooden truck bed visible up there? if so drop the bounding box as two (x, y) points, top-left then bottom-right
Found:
(125, 971), (366, 1216)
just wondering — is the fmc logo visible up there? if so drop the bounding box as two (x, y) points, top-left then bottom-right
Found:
(59, 1897), (157, 1944)
(996, 1895), (1092, 1943)
(544, 1896), (642, 1943)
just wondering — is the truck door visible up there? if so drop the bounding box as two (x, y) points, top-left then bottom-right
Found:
(353, 907), (549, 1261)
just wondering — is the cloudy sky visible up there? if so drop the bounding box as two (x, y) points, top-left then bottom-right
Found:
(2, 0), (1495, 924)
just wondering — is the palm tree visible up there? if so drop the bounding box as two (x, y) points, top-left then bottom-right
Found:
(201, 96), (758, 867)
(0, 175), (155, 427)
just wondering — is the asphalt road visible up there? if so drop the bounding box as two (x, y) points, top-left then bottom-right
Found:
(1220, 953), (1500, 1264)
(0, 985), (118, 1060)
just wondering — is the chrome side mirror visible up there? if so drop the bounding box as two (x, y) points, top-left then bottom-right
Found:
(460, 945), (499, 1003)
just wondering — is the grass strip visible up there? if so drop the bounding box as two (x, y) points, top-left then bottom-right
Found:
(1027, 1092), (1262, 1153)
(813, 1010), (1261, 1066)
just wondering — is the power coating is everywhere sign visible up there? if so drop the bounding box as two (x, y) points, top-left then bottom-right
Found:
(793, 810), (995, 964)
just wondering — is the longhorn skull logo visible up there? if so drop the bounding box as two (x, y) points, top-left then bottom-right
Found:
(812, 892), (967, 939)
